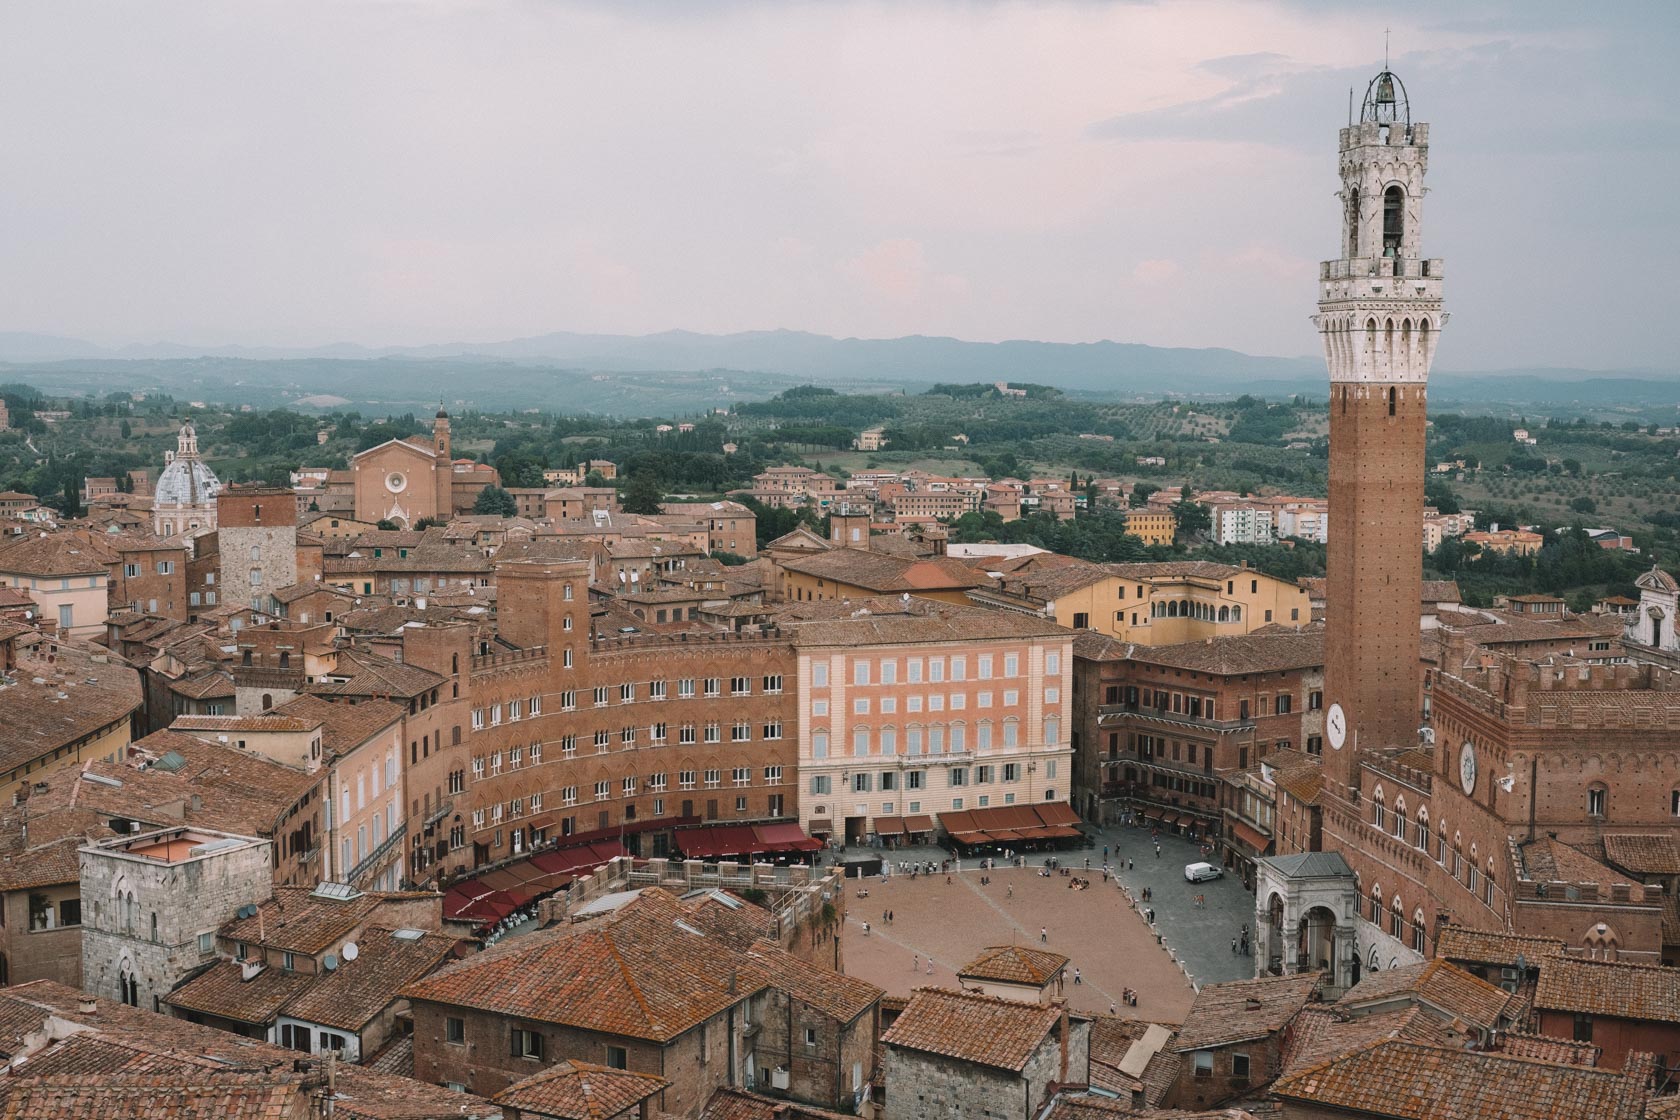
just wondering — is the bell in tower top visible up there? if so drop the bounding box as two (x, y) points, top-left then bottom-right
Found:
(1360, 68), (1410, 126)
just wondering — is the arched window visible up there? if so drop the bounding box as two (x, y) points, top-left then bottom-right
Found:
(1415, 805), (1429, 850)
(1369, 884), (1382, 923)
(1485, 857), (1497, 906)
(1372, 786), (1386, 831)
(1382, 184), (1405, 256)
(1346, 185), (1361, 258)
(1388, 386), (1397, 416)
(1588, 783), (1607, 817)
(1218, 606), (1230, 622)
(1231, 606), (1242, 622)
(1393, 796), (1407, 839)
(1167, 601), (1178, 618)
(1413, 909), (1426, 953)
(1390, 896), (1404, 939)
(1368, 946), (1380, 973)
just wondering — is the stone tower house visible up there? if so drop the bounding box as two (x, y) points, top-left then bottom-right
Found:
(1314, 68), (1447, 794)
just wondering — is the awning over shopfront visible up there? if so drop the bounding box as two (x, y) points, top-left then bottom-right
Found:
(443, 839), (627, 923)
(1228, 819), (1272, 856)
(939, 803), (1085, 845)
(903, 814), (935, 834)
(674, 821), (822, 859)
(873, 816), (905, 837)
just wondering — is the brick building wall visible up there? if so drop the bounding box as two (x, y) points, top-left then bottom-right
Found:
(109, 544), (188, 620)
(1533, 1009), (1680, 1071)
(410, 995), (753, 1113)
(0, 885), (83, 989)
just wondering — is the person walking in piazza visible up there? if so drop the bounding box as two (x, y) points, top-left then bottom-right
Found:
(1040, 926), (1048, 943)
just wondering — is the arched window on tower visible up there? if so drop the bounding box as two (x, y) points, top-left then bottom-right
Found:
(1388, 387), (1397, 417)
(1346, 186), (1360, 258)
(1383, 184), (1405, 257)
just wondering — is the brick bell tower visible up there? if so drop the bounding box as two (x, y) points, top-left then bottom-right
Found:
(1315, 68), (1447, 795)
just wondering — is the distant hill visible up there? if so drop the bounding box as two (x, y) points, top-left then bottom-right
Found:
(0, 329), (1674, 411)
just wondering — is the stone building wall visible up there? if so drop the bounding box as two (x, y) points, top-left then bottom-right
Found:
(79, 830), (272, 1012)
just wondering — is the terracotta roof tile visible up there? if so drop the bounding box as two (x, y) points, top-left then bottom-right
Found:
(1435, 926), (1565, 969)
(779, 596), (1067, 646)
(1172, 973), (1322, 1051)
(957, 944), (1069, 986)
(1535, 957), (1680, 1024)
(1336, 959), (1513, 1031)
(280, 928), (457, 1032)
(1602, 833), (1680, 876)
(745, 940), (880, 1024)
(1271, 1039), (1648, 1120)
(493, 1060), (668, 1120)
(162, 960), (314, 1026)
(0, 981), (500, 1119)
(777, 549), (989, 594)
(1281, 1006), (1465, 1075)
(273, 695), (402, 759)
(881, 987), (1070, 1073)
(699, 1087), (854, 1120)
(0, 644), (143, 775)
(401, 888), (767, 1042)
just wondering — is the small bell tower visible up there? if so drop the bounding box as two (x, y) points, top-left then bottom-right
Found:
(433, 406), (451, 460)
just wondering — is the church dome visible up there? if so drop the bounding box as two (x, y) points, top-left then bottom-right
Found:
(155, 421), (222, 507)
(155, 455), (222, 507)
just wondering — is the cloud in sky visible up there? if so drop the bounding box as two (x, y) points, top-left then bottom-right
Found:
(0, 0), (1673, 371)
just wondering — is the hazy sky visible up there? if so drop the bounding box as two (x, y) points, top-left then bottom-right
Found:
(2, 1), (1674, 370)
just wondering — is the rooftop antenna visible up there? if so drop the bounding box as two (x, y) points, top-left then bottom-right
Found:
(1384, 27), (1391, 70)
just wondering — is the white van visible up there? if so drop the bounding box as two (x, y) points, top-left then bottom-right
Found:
(1183, 861), (1223, 883)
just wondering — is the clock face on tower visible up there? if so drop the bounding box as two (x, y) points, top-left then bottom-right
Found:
(1459, 741), (1478, 796)
(1326, 703), (1347, 751)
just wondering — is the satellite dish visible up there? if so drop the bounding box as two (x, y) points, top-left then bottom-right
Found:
(342, 941), (359, 962)
(322, 953), (339, 971)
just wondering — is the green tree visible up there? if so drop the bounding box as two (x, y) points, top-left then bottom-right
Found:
(472, 485), (518, 516)
(1172, 498), (1210, 542)
(1569, 496), (1597, 515)
(620, 470), (665, 515)
(1130, 482), (1159, 508)
(119, 419), (132, 439)
(584, 469), (607, 488)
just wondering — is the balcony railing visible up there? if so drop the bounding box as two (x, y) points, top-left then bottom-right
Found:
(348, 823), (408, 886)
(1098, 702), (1255, 734)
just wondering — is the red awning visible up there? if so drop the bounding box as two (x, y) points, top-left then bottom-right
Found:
(808, 817), (834, 834)
(676, 824), (761, 859)
(1229, 820), (1272, 854)
(443, 882), (521, 923)
(1034, 802), (1081, 828)
(873, 816), (905, 837)
(754, 822), (823, 853)
(939, 810), (979, 834)
(903, 814), (935, 834)
(997, 806), (1039, 830)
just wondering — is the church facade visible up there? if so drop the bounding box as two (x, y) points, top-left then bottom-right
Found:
(348, 409), (499, 527)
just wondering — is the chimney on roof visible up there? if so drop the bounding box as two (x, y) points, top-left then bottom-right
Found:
(1244, 997), (1264, 1011)
(76, 996), (96, 1015)
(727, 968), (738, 996)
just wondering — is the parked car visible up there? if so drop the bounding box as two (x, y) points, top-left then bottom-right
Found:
(1184, 861), (1223, 882)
